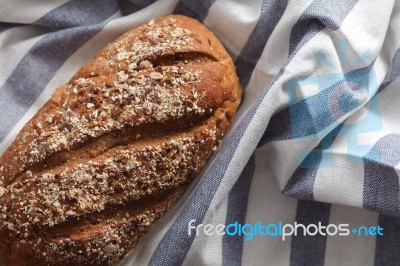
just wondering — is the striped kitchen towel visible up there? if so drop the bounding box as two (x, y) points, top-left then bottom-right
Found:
(1, 0), (400, 265)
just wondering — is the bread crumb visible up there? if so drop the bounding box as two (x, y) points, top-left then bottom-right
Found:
(138, 60), (153, 69)
(0, 186), (5, 197)
(150, 72), (163, 80)
(104, 243), (118, 254)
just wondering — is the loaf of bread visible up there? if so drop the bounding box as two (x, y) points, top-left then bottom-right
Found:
(0, 15), (241, 265)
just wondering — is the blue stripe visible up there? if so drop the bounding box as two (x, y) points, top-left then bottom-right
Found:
(289, 0), (358, 54)
(235, 0), (288, 88)
(127, 0), (158, 8)
(34, 0), (119, 29)
(222, 155), (255, 266)
(378, 48), (400, 92)
(283, 123), (343, 199)
(363, 49), (400, 216)
(0, 22), (19, 34)
(258, 107), (292, 144)
(173, 0), (216, 22)
(119, 0), (144, 16)
(290, 200), (331, 266)
(363, 134), (400, 216)
(0, 0), (119, 142)
(374, 215), (400, 266)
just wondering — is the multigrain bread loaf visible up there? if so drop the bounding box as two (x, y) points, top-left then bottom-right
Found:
(0, 15), (241, 265)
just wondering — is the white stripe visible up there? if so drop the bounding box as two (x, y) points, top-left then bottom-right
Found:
(324, 205), (378, 266)
(339, 0), (395, 70)
(204, 0), (263, 60)
(313, 148), (365, 207)
(242, 145), (297, 266)
(253, 0), (314, 78)
(0, 0), (70, 25)
(261, 137), (319, 190)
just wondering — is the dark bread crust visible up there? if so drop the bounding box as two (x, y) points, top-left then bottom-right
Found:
(0, 15), (241, 265)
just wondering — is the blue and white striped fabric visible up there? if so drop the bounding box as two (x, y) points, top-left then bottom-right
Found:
(1, 0), (400, 265)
